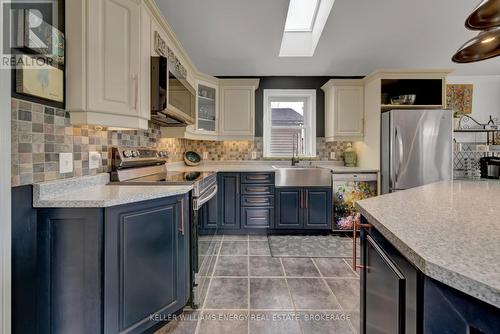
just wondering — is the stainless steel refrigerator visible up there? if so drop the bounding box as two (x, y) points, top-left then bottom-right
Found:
(381, 109), (453, 194)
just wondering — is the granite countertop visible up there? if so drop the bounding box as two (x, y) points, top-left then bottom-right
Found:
(33, 174), (192, 208)
(355, 180), (500, 308)
(167, 161), (379, 173)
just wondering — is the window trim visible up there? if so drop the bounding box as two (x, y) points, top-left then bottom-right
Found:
(263, 89), (316, 158)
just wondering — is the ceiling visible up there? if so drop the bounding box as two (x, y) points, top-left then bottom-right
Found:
(155, 0), (500, 76)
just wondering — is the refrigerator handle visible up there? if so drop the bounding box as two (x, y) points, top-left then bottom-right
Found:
(395, 127), (403, 185)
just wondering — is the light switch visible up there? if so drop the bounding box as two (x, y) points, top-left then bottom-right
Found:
(59, 153), (73, 173)
(89, 151), (101, 169)
(202, 152), (208, 160)
(251, 151), (257, 160)
(330, 152), (336, 160)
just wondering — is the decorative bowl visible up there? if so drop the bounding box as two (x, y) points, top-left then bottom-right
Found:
(184, 151), (201, 166)
(390, 94), (416, 105)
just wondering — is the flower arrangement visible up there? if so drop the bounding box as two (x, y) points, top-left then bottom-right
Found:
(334, 181), (376, 230)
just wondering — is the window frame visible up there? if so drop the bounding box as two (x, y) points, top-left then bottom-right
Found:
(263, 89), (316, 158)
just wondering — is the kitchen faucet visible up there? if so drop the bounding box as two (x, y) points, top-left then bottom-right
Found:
(291, 133), (299, 166)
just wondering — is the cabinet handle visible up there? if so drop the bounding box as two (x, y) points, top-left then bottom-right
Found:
(248, 187), (267, 192)
(247, 198), (268, 204)
(179, 198), (185, 236)
(305, 190), (308, 209)
(247, 175), (268, 180)
(352, 220), (371, 270)
(300, 190), (303, 208)
(132, 74), (138, 110)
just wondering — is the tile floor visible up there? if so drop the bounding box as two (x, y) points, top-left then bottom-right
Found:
(156, 235), (360, 334)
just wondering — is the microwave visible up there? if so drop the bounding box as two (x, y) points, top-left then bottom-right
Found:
(151, 56), (195, 126)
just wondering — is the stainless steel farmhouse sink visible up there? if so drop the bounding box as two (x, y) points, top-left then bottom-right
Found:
(273, 166), (332, 187)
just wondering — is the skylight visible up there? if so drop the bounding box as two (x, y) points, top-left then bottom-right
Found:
(284, 0), (320, 32)
(279, 0), (335, 57)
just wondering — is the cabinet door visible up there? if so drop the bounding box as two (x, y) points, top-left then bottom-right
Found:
(87, 0), (141, 116)
(196, 82), (218, 134)
(362, 233), (406, 334)
(275, 188), (303, 229)
(335, 86), (364, 138)
(217, 173), (240, 229)
(104, 196), (187, 334)
(201, 195), (218, 229)
(303, 188), (332, 229)
(219, 86), (254, 136)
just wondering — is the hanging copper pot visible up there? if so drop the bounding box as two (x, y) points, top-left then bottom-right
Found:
(465, 0), (500, 30)
(452, 26), (500, 63)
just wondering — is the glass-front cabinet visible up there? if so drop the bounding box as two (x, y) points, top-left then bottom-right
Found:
(196, 82), (218, 134)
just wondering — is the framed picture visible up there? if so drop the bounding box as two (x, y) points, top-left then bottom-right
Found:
(446, 84), (473, 115)
(10, 0), (65, 108)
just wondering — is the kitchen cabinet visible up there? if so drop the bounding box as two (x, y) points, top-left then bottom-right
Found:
(217, 173), (241, 229)
(322, 79), (364, 141)
(36, 194), (190, 334)
(200, 195), (218, 230)
(66, 0), (151, 130)
(219, 79), (260, 139)
(276, 187), (332, 230)
(196, 80), (218, 134)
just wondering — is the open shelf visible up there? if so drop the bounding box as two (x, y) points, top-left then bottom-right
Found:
(381, 79), (443, 106)
(381, 104), (443, 110)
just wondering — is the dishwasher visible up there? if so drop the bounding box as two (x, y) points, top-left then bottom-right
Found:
(332, 173), (378, 232)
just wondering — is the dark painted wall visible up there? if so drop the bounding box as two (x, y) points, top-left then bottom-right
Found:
(218, 76), (363, 137)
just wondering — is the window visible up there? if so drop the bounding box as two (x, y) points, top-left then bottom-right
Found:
(263, 89), (316, 158)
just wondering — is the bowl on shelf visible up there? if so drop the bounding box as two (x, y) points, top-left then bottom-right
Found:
(184, 151), (201, 166)
(390, 94), (416, 105)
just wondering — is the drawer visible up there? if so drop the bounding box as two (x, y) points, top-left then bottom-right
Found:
(241, 184), (275, 195)
(241, 173), (275, 184)
(241, 207), (274, 228)
(240, 195), (274, 207)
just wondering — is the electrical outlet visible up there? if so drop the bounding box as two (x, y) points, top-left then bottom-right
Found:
(59, 153), (73, 174)
(330, 152), (336, 160)
(251, 151), (257, 160)
(202, 152), (208, 160)
(89, 151), (101, 169)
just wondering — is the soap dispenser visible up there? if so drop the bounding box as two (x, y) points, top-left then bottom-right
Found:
(343, 143), (357, 167)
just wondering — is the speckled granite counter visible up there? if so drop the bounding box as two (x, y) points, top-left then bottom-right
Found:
(167, 161), (379, 173)
(33, 174), (192, 208)
(356, 180), (500, 308)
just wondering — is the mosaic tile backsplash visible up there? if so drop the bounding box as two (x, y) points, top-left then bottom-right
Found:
(11, 99), (348, 187)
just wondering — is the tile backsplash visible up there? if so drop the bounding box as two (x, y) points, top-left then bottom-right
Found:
(11, 99), (347, 187)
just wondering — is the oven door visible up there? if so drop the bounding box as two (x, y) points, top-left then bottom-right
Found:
(190, 183), (219, 308)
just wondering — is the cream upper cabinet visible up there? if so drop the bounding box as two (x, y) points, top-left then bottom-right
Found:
(322, 79), (364, 141)
(218, 79), (260, 138)
(66, 0), (150, 130)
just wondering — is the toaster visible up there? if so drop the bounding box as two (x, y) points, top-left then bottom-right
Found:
(480, 157), (500, 179)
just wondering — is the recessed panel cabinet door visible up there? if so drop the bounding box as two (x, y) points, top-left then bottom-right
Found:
(219, 87), (254, 136)
(87, 0), (141, 115)
(218, 173), (241, 229)
(303, 188), (332, 229)
(276, 188), (303, 229)
(335, 86), (364, 137)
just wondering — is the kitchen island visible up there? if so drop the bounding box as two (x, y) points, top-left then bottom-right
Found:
(355, 180), (500, 334)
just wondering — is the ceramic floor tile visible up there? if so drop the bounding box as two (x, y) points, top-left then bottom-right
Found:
(198, 311), (248, 334)
(286, 278), (341, 310)
(154, 310), (199, 334)
(248, 241), (271, 256)
(204, 277), (248, 310)
(313, 258), (357, 278)
(223, 235), (249, 241)
(249, 256), (284, 276)
(347, 311), (360, 333)
(220, 241), (248, 255)
(249, 311), (301, 334)
(214, 256), (249, 277)
(248, 235), (269, 241)
(298, 312), (355, 334)
(281, 258), (321, 277)
(199, 256), (217, 277)
(325, 279), (360, 311)
(249, 278), (293, 310)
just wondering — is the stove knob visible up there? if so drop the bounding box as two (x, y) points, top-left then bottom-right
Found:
(123, 150), (133, 158)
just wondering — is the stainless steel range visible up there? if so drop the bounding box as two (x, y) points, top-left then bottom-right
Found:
(109, 147), (218, 308)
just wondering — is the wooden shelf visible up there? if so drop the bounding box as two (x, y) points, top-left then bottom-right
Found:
(198, 96), (215, 102)
(454, 129), (500, 133)
(381, 104), (443, 110)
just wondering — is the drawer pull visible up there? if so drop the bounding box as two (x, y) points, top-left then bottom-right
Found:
(247, 199), (268, 203)
(248, 187), (268, 192)
(179, 198), (185, 236)
(247, 176), (268, 180)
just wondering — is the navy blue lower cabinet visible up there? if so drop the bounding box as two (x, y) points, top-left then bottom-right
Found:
(217, 173), (241, 229)
(200, 195), (217, 230)
(303, 188), (332, 229)
(276, 187), (332, 230)
(275, 187), (303, 229)
(37, 194), (190, 334)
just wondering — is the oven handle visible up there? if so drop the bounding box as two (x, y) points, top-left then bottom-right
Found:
(193, 184), (218, 211)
